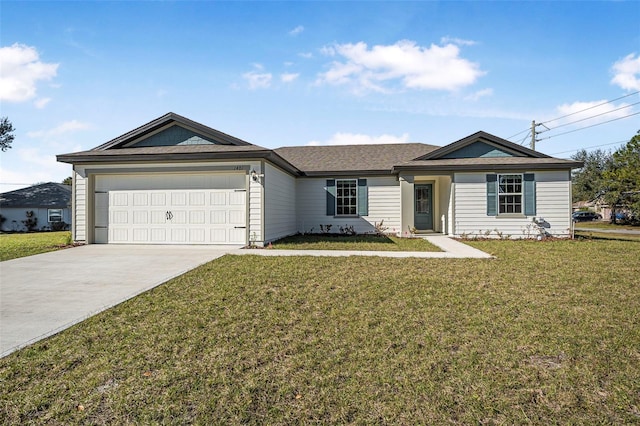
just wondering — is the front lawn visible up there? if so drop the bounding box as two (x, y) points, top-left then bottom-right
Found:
(0, 232), (71, 261)
(574, 221), (639, 231)
(271, 234), (441, 251)
(1, 240), (639, 424)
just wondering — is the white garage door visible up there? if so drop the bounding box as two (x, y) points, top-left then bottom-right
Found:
(98, 189), (246, 244)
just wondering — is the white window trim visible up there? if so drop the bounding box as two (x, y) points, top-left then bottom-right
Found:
(335, 179), (358, 217)
(497, 173), (523, 215)
(48, 208), (63, 223)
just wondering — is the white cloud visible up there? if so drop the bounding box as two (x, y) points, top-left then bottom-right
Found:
(554, 100), (633, 126)
(299, 52), (313, 59)
(440, 36), (477, 46)
(289, 25), (304, 36)
(611, 53), (640, 91)
(280, 73), (299, 83)
(34, 97), (51, 109)
(0, 43), (59, 102)
(317, 40), (484, 94)
(464, 88), (493, 101)
(307, 132), (410, 146)
(242, 63), (272, 89)
(27, 120), (91, 139)
(243, 71), (272, 89)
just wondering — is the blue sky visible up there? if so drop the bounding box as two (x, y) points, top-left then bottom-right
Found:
(1, 1), (639, 190)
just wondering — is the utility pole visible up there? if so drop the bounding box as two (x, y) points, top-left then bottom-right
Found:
(531, 120), (536, 151)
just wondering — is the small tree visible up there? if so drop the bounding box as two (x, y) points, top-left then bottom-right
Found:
(22, 210), (38, 232)
(62, 176), (73, 186)
(0, 117), (15, 152)
(571, 148), (611, 203)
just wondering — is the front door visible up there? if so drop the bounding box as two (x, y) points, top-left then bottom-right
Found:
(414, 184), (433, 230)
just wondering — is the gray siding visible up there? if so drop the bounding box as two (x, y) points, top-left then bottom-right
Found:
(296, 176), (401, 235)
(0, 207), (70, 232)
(264, 163), (297, 242)
(453, 171), (572, 238)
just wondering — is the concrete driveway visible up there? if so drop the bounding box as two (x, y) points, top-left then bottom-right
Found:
(0, 244), (241, 357)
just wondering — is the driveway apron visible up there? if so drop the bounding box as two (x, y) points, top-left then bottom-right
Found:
(0, 244), (241, 357)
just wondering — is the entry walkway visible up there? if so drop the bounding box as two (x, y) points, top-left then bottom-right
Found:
(238, 235), (493, 259)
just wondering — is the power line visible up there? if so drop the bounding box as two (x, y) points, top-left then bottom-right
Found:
(537, 111), (640, 141)
(541, 90), (640, 126)
(545, 101), (640, 131)
(550, 140), (628, 156)
(506, 90), (640, 142)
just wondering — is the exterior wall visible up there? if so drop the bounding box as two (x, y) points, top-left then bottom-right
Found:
(263, 163), (297, 242)
(73, 171), (87, 241)
(73, 160), (261, 245)
(296, 176), (401, 235)
(0, 207), (70, 232)
(248, 163), (262, 245)
(452, 170), (572, 238)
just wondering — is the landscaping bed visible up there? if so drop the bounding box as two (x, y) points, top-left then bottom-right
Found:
(269, 234), (441, 251)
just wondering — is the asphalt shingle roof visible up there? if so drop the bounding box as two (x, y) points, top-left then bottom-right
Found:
(0, 183), (71, 208)
(274, 143), (440, 174)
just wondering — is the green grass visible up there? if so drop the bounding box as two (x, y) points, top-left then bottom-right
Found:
(574, 221), (639, 231)
(0, 232), (72, 261)
(271, 234), (441, 251)
(575, 230), (640, 242)
(1, 240), (640, 424)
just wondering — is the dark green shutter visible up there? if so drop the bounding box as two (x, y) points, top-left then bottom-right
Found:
(357, 179), (368, 216)
(486, 174), (497, 216)
(326, 179), (336, 216)
(523, 173), (536, 216)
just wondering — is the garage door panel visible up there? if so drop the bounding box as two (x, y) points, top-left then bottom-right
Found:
(112, 229), (128, 242)
(112, 211), (128, 224)
(133, 193), (148, 206)
(229, 228), (246, 244)
(190, 192), (206, 205)
(151, 228), (166, 242)
(229, 192), (245, 205)
(171, 192), (187, 206)
(189, 229), (206, 242)
(133, 229), (148, 242)
(229, 210), (244, 225)
(211, 211), (226, 224)
(133, 211), (148, 224)
(102, 186), (246, 245)
(112, 193), (128, 206)
(151, 211), (166, 224)
(211, 192), (226, 205)
(151, 193), (166, 206)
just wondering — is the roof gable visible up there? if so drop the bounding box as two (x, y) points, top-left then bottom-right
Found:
(95, 112), (253, 150)
(127, 125), (219, 148)
(415, 131), (550, 160)
(0, 182), (71, 208)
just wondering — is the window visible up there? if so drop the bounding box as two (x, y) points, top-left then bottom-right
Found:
(326, 179), (368, 216)
(336, 179), (357, 215)
(498, 174), (522, 214)
(48, 209), (63, 223)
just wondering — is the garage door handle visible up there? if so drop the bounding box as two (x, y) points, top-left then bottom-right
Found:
(166, 211), (173, 220)
(234, 226), (246, 229)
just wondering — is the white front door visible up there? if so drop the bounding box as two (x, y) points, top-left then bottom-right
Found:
(106, 189), (246, 244)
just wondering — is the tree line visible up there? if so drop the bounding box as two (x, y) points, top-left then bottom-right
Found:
(571, 131), (640, 222)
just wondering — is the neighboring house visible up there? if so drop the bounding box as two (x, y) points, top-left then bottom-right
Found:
(57, 113), (582, 245)
(0, 183), (72, 232)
